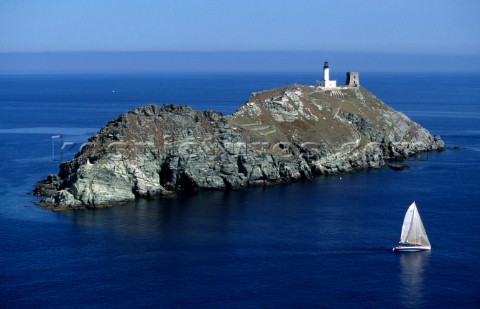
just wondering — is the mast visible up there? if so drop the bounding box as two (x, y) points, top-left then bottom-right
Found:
(413, 202), (417, 244)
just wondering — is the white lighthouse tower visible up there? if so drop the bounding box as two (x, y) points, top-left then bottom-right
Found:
(317, 61), (337, 88)
(324, 61), (330, 81)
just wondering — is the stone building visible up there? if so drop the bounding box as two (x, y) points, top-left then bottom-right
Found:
(346, 72), (360, 87)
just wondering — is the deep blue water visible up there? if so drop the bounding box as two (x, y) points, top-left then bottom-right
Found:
(0, 72), (479, 308)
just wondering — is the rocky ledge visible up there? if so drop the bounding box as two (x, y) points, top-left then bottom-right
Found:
(35, 85), (445, 210)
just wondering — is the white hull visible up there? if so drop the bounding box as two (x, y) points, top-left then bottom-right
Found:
(393, 245), (431, 252)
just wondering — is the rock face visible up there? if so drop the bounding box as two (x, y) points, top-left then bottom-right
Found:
(36, 85), (445, 209)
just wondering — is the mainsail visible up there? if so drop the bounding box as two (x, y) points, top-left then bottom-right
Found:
(399, 202), (431, 247)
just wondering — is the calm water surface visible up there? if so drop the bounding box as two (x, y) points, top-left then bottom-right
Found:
(0, 72), (479, 308)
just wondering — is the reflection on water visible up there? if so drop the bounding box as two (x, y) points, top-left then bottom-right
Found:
(399, 252), (431, 308)
(63, 189), (258, 241)
(59, 175), (401, 263)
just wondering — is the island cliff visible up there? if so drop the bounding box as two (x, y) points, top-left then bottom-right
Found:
(35, 85), (445, 209)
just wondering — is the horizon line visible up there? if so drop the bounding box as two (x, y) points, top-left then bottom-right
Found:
(1, 50), (480, 57)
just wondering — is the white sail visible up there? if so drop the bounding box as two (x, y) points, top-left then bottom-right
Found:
(399, 202), (431, 247)
(400, 203), (415, 243)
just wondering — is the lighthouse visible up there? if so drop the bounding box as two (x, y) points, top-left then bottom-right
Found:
(323, 61), (330, 81)
(316, 61), (337, 88)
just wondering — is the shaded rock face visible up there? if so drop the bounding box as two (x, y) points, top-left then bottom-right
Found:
(36, 85), (445, 210)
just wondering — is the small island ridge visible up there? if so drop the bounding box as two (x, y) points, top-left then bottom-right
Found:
(35, 64), (445, 210)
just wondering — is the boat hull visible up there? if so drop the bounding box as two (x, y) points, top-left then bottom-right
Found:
(393, 245), (431, 252)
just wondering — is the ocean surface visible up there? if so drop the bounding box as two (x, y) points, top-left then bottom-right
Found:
(0, 72), (479, 308)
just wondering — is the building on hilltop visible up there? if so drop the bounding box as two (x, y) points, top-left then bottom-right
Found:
(316, 61), (360, 88)
(316, 61), (337, 88)
(346, 72), (360, 87)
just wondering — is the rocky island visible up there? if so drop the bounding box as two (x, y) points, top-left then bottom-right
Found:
(35, 69), (445, 210)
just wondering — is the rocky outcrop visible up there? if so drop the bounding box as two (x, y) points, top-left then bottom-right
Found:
(35, 85), (445, 210)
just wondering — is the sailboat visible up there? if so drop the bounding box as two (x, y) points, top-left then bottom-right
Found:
(393, 202), (431, 252)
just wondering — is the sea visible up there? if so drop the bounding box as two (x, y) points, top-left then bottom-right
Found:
(0, 72), (479, 308)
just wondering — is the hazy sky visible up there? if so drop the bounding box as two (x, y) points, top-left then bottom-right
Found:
(1, 0), (479, 54)
(1, 0), (479, 72)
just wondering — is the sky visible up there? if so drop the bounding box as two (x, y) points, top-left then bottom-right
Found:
(1, 0), (479, 72)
